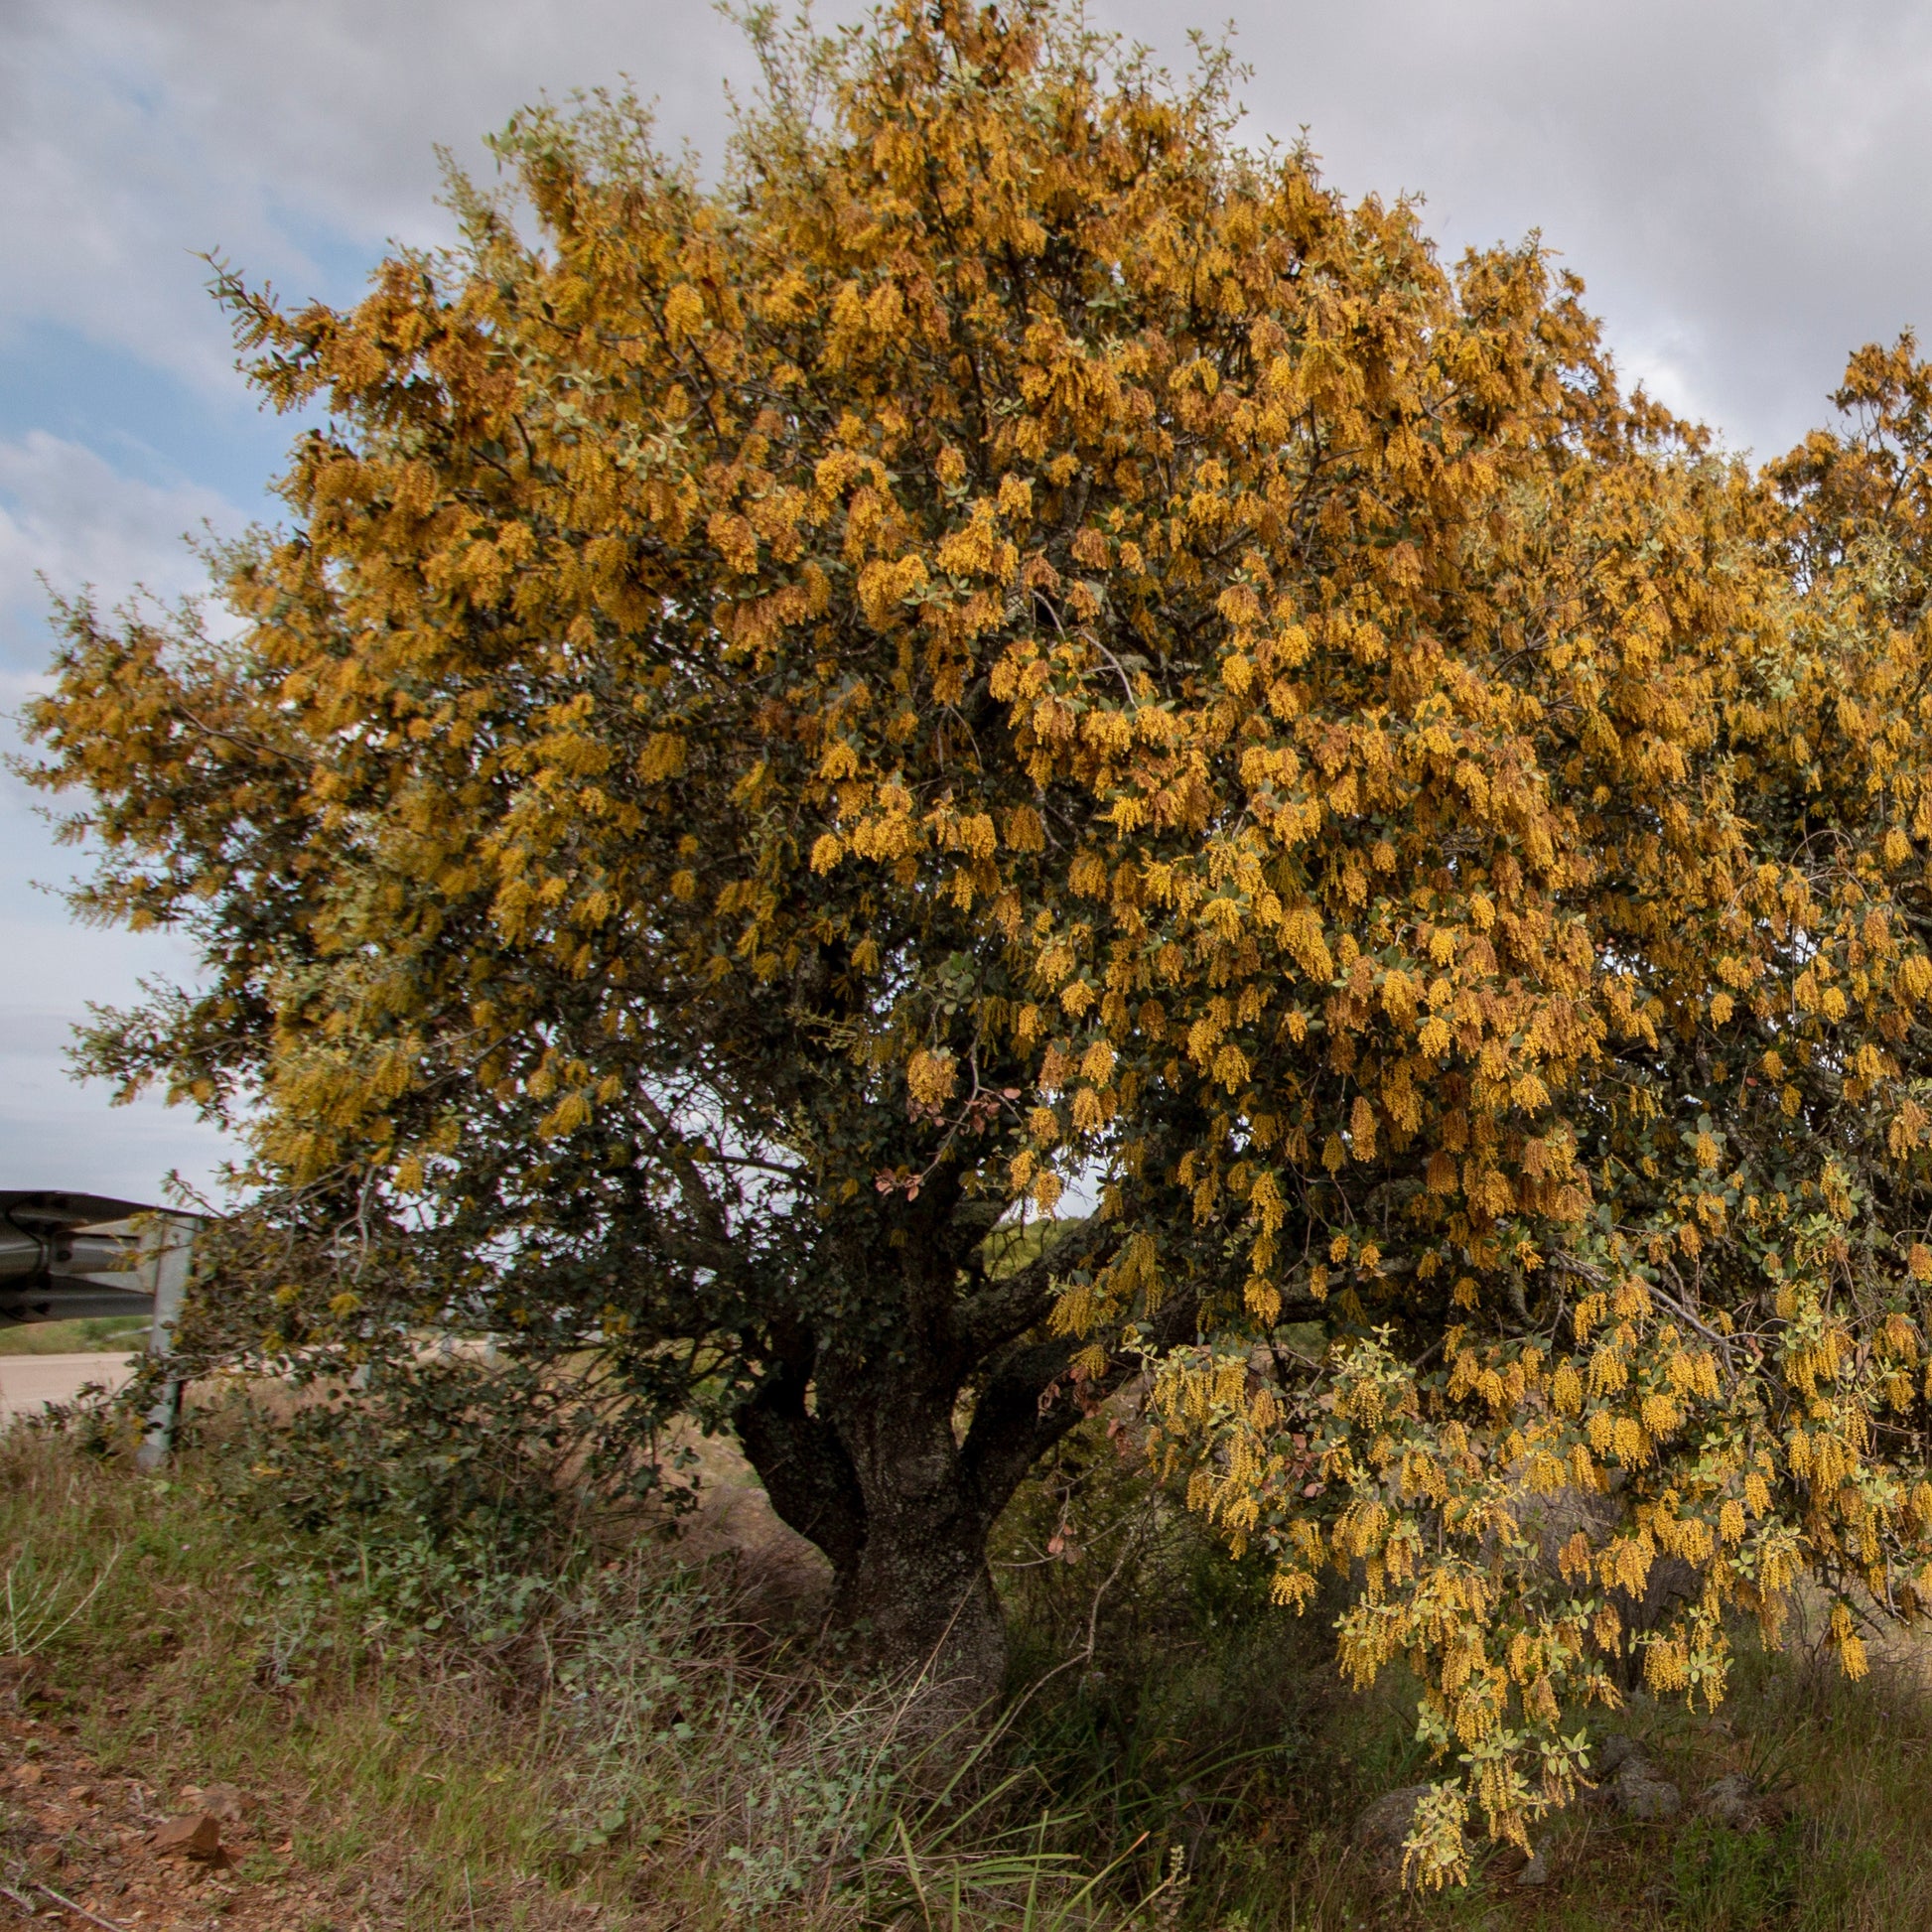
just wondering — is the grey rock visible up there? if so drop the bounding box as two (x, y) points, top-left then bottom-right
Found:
(1611, 1757), (1682, 1822)
(1696, 1772), (1767, 1831)
(1353, 1784), (1433, 1888)
(1584, 1736), (1681, 1820)
(1517, 1848), (1551, 1886)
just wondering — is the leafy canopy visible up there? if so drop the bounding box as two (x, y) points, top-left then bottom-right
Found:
(27, 0), (1932, 1885)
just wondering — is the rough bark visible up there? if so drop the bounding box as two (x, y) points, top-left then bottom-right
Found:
(821, 1368), (1010, 1707)
(734, 1338), (867, 1578)
(730, 1223), (1151, 1709)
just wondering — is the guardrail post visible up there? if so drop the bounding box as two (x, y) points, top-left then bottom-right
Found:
(136, 1213), (196, 1469)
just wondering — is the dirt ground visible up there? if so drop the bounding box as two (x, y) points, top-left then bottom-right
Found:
(1, 1689), (314, 1931)
(0, 1422), (829, 1932)
(0, 1357), (136, 1429)
(0, 1637), (650, 1932)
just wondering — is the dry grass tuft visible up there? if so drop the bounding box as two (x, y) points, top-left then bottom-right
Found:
(9, 1414), (1932, 1928)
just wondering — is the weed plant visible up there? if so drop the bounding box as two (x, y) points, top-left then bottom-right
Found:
(0, 1418), (1151, 1927)
(991, 1417), (1932, 1929)
(9, 1408), (1932, 1926)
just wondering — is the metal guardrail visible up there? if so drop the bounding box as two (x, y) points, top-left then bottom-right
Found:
(0, 1190), (202, 1463)
(0, 1189), (152, 1323)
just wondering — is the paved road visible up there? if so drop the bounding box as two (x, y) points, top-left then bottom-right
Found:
(0, 1352), (137, 1424)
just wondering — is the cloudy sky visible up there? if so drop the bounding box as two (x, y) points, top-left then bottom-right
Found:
(3, 0), (1930, 1203)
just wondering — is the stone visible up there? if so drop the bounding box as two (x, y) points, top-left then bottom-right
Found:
(1620, 1772), (1682, 1821)
(1696, 1772), (1767, 1831)
(201, 1783), (251, 1825)
(151, 1812), (222, 1860)
(1584, 1735), (1681, 1820)
(1353, 1784), (1434, 1888)
(1609, 1756), (1681, 1822)
(1517, 1847), (1551, 1886)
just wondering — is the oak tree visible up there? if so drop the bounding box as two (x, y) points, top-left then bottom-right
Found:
(31, 0), (1932, 1882)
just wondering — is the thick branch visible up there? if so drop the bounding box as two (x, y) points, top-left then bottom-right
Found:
(958, 1332), (1102, 1528)
(952, 1215), (1116, 1360)
(734, 1323), (867, 1575)
(958, 1284), (1200, 1528)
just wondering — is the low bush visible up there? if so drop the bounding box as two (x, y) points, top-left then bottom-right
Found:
(0, 1421), (1154, 1927)
(12, 1409), (1932, 1927)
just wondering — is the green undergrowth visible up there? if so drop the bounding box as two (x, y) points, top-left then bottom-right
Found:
(6, 1406), (1932, 1929)
(994, 1427), (1932, 1930)
(0, 1314), (148, 1355)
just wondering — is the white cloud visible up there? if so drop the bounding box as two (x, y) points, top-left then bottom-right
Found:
(0, 432), (246, 1201)
(7, 0), (1932, 449)
(0, 805), (243, 1204)
(1095, 0), (1932, 454)
(0, 431), (237, 630)
(3, 0), (1932, 1201)
(0, 0), (771, 394)
(0, 993), (235, 1205)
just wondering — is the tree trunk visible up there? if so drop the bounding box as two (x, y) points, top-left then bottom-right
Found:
(731, 1216), (1133, 1710)
(736, 1349), (1010, 1709)
(824, 1375), (1008, 1709)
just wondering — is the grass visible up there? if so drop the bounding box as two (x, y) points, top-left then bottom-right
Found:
(0, 1315), (149, 1355)
(995, 1425), (1932, 1929)
(6, 1406), (1932, 1928)
(0, 1417), (1154, 1929)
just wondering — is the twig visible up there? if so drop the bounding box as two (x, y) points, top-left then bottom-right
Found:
(995, 1535), (1138, 1734)
(1645, 1278), (1743, 1365)
(1549, 1249), (1742, 1365)
(31, 1880), (136, 1932)
(3, 1545), (123, 1659)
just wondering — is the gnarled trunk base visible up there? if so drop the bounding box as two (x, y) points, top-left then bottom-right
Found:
(831, 1522), (1007, 1712)
(736, 1351), (1014, 1711)
(824, 1365), (1008, 1710)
